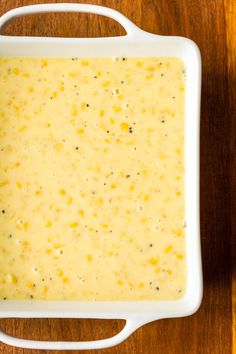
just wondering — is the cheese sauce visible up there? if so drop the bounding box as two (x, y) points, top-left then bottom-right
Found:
(0, 57), (186, 301)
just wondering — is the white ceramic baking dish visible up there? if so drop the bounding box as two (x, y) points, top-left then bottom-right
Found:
(0, 3), (202, 350)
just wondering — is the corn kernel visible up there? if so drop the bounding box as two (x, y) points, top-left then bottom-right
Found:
(176, 254), (184, 260)
(43, 286), (48, 294)
(93, 197), (102, 207)
(68, 72), (76, 78)
(0, 180), (9, 188)
(86, 254), (93, 262)
(41, 59), (48, 67)
(16, 181), (22, 189)
(67, 196), (73, 205)
(27, 86), (34, 93)
(136, 61), (143, 67)
(100, 224), (108, 228)
(120, 122), (129, 131)
(23, 222), (29, 231)
(54, 143), (63, 152)
(71, 105), (78, 116)
(102, 81), (110, 87)
(13, 68), (20, 75)
(113, 106), (121, 112)
(59, 189), (66, 196)
(172, 229), (183, 237)
(51, 91), (58, 99)
(19, 125), (27, 132)
(78, 209), (84, 217)
(27, 281), (34, 289)
(57, 270), (64, 277)
(147, 67), (155, 72)
(77, 128), (84, 135)
(70, 222), (78, 228)
(148, 258), (158, 266)
(164, 245), (173, 254)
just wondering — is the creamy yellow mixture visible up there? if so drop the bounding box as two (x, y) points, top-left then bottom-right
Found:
(0, 57), (186, 301)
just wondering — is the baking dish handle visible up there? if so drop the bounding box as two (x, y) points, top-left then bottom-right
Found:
(0, 3), (145, 38)
(0, 318), (146, 350)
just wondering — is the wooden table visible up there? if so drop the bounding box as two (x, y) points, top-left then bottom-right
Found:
(0, 0), (235, 353)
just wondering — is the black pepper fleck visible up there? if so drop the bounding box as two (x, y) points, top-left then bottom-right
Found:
(156, 287), (160, 291)
(1, 210), (5, 214)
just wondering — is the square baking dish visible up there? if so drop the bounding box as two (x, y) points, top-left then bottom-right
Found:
(0, 3), (202, 350)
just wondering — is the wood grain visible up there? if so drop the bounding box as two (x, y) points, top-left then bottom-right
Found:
(225, 0), (236, 352)
(0, 0), (235, 353)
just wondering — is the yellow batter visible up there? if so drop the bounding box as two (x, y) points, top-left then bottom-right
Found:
(0, 57), (186, 301)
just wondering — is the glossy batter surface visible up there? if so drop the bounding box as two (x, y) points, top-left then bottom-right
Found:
(0, 57), (186, 300)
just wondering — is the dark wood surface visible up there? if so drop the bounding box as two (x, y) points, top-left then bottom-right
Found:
(0, 0), (235, 353)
